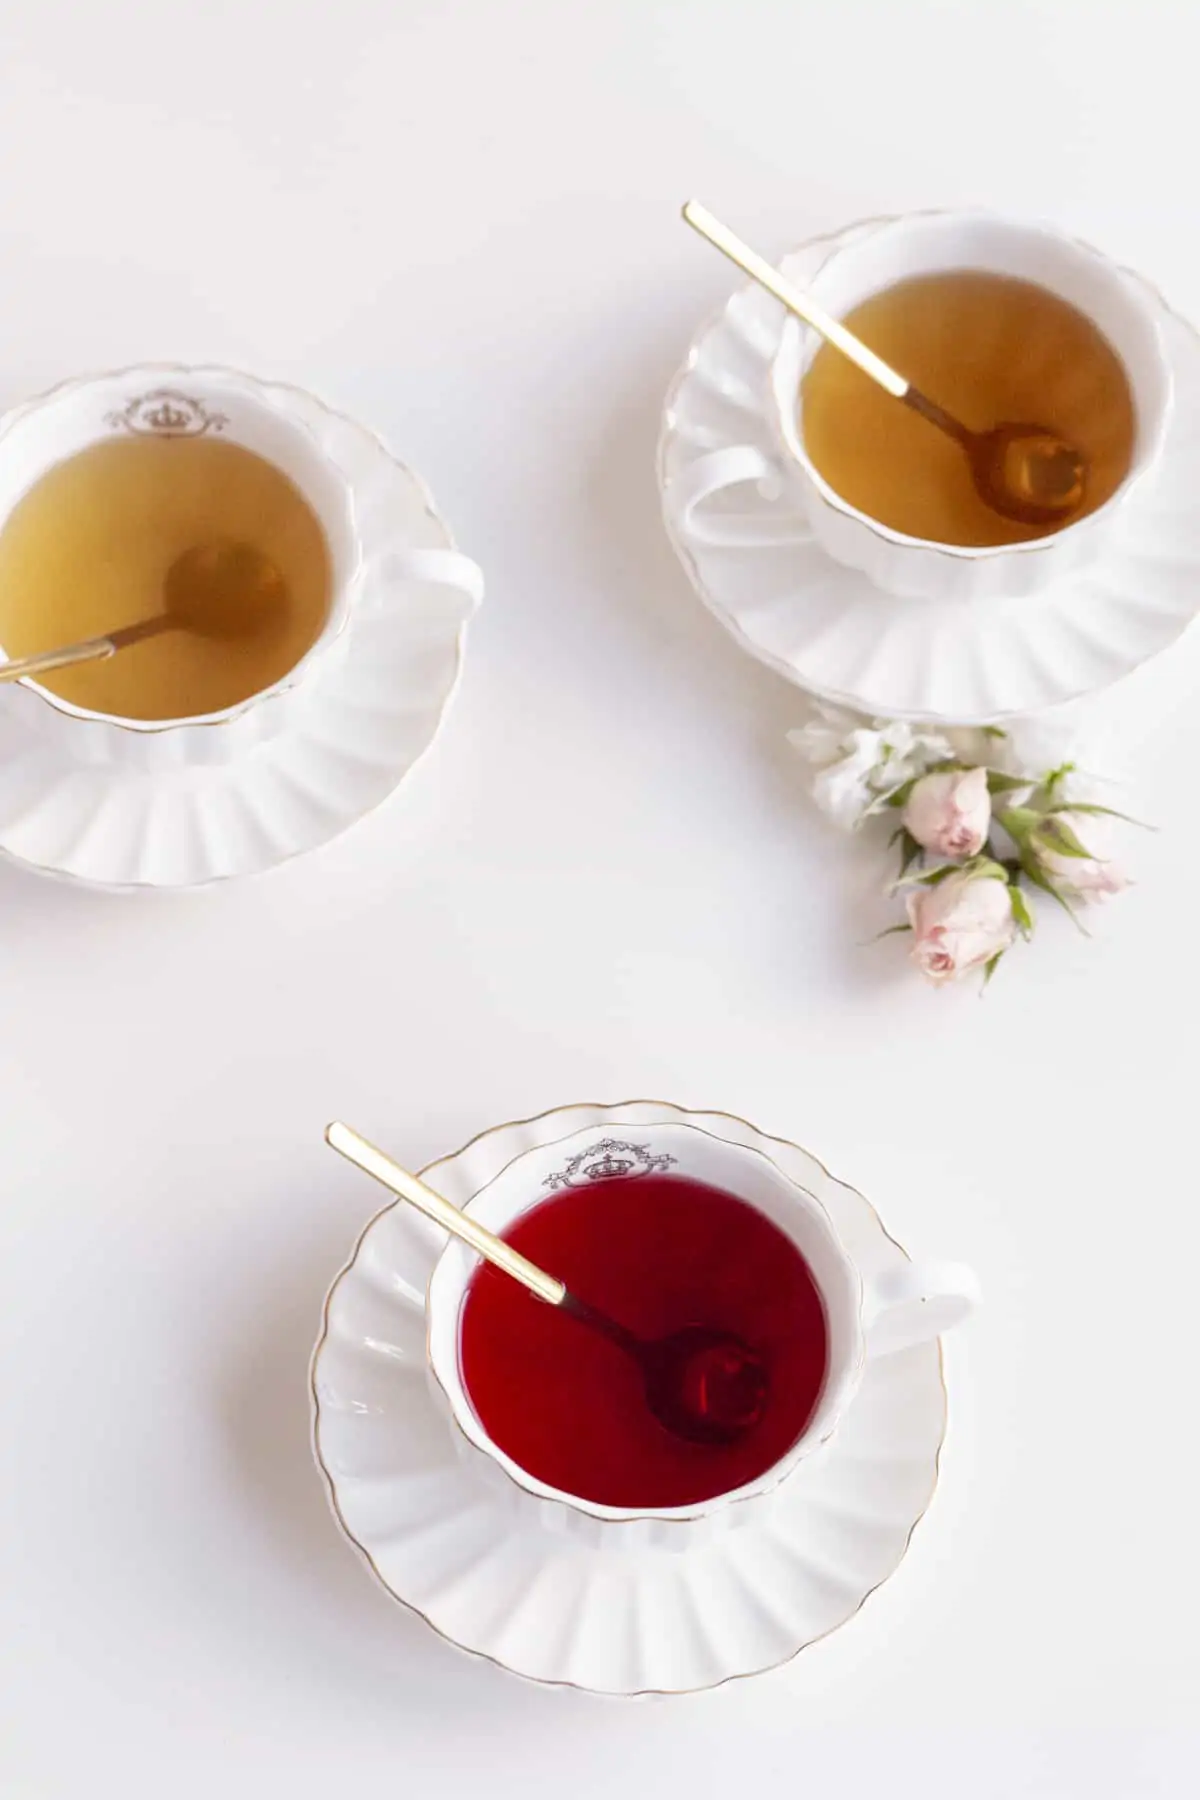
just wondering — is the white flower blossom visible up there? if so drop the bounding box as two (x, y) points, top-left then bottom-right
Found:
(787, 706), (954, 831)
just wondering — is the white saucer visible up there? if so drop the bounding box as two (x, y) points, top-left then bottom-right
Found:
(0, 380), (482, 890)
(659, 218), (1200, 722)
(311, 1100), (948, 1696)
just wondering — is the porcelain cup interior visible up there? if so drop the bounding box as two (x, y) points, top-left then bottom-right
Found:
(771, 212), (1173, 600)
(0, 365), (360, 745)
(426, 1122), (970, 1536)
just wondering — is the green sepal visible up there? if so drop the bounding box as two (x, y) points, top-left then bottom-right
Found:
(981, 952), (1006, 989)
(1034, 815), (1093, 860)
(1048, 800), (1149, 830)
(1009, 885), (1035, 938)
(985, 771), (1032, 796)
(995, 805), (1042, 844)
(1018, 848), (1089, 935)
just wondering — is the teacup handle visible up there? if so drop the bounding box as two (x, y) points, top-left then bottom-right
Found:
(666, 445), (811, 549)
(360, 547), (484, 620)
(864, 1261), (980, 1357)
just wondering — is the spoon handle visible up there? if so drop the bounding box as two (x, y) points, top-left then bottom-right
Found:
(0, 613), (171, 684)
(682, 200), (909, 400)
(0, 634), (118, 683)
(325, 1121), (567, 1307)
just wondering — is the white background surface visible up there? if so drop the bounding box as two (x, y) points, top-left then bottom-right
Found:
(0, 2), (1197, 1795)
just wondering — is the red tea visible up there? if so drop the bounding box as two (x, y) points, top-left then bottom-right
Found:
(459, 1173), (829, 1508)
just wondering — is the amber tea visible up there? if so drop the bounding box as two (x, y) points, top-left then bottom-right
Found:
(0, 435), (332, 720)
(800, 270), (1136, 547)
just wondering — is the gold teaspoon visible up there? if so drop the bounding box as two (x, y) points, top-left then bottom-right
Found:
(682, 200), (1087, 529)
(0, 540), (287, 685)
(326, 1121), (770, 1447)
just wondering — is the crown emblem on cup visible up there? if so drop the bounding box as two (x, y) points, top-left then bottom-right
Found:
(542, 1137), (678, 1191)
(106, 389), (228, 438)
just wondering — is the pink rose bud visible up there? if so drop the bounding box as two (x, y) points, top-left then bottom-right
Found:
(907, 868), (1017, 985)
(1031, 811), (1128, 902)
(903, 767), (991, 860)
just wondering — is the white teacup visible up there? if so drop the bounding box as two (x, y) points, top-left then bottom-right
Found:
(426, 1122), (977, 1549)
(0, 364), (482, 769)
(672, 211), (1172, 603)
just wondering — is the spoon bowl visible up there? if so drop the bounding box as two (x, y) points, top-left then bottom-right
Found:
(162, 540), (289, 640)
(645, 1323), (770, 1445)
(974, 421), (1088, 525)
